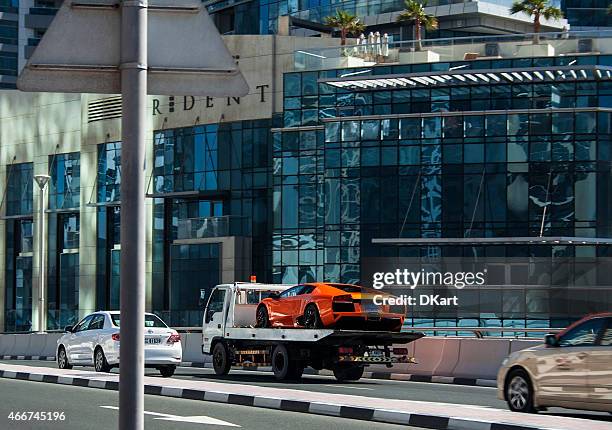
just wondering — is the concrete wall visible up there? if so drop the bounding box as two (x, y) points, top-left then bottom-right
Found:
(0, 333), (539, 380)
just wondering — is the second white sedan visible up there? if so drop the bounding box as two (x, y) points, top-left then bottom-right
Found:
(56, 311), (182, 377)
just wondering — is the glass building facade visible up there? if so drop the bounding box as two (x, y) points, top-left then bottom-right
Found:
(47, 153), (81, 330)
(96, 142), (122, 311)
(4, 163), (34, 332)
(0, 0), (18, 89)
(150, 120), (273, 326)
(562, 1), (612, 28)
(275, 53), (612, 329)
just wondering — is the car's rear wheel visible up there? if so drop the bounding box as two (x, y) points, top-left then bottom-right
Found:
(57, 346), (72, 370)
(212, 342), (231, 375)
(159, 365), (176, 377)
(505, 369), (536, 413)
(271, 344), (303, 380)
(303, 304), (323, 329)
(255, 305), (270, 328)
(333, 364), (364, 382)
(94, 347), (111, 373)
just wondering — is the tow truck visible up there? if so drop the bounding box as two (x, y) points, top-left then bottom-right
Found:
(201, 282), (424, 381)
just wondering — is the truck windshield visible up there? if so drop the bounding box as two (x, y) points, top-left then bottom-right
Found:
(111, 314), (168, 328)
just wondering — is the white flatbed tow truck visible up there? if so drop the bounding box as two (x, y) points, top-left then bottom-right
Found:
(201, 282), (424, 381)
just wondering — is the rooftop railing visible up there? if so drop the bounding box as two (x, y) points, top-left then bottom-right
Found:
(294, 30), (612, 72)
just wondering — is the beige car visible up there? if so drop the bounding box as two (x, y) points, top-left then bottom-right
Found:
(497, 313), (612, 414)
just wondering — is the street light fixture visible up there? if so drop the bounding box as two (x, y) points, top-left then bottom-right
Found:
(34, 174), (50, 334)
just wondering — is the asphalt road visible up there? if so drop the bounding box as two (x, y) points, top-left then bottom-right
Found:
(2, 360), (610, 423)
(0, 378), (422, 430)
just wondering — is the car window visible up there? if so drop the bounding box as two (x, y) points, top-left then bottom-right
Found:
(599, 318), (612, 346)
(280, 286), (303, 298)
(301, 285), (315, 294)
(330, 284), (361, 293)
(559, 318), (606, 347)
(88, 314), (105, 330)
(110, 314), (168, 328)
(74, 315), (94, 332)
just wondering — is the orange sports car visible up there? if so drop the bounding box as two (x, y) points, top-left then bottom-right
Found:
(255, 283), (405, 331)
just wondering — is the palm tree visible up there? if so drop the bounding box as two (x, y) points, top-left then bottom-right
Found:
(324, 10), (365, 46)
(510, 0), (564, 44)
(396, 0), (438, 51)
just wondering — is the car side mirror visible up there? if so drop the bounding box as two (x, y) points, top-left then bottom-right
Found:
(544, 333), (559, 347)
(269, 293), (280, 300)
(205, 310), (214, 324)
(64, 325), (73, 333)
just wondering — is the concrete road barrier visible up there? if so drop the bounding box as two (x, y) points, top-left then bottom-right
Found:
(450, 338), (510, 380)
(0, 334), (16, 355)
(12, 335), (32, 358)
(431, 338), (462, 377)
(0, 333), (540, 381)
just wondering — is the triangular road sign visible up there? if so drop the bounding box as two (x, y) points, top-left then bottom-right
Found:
(17, 0), (249, 96)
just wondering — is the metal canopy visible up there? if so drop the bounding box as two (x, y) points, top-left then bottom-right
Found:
(321, 65), (612, 91)
(17, 0), (249, 96)
(372, 237), (612, 246)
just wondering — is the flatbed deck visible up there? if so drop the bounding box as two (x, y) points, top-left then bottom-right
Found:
(218, 327), (424, 345)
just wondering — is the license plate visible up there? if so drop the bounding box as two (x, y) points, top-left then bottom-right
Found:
(145, 337), (161, 345)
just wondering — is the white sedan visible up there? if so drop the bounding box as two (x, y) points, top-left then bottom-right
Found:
(56, 311), (182, 377)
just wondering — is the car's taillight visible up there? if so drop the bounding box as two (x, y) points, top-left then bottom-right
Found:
(393, 347), (408, 355)
(333, 294), (353, 303)
(111, 333), (120, 341)
(338, 347), (353, 354)
(167, 333), (181, 344)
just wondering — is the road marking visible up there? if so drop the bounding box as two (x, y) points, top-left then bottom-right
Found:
(100, 406), (240, 427)
(324, 384), (374, 390)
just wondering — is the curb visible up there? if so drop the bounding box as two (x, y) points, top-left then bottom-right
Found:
(1, 355), (55, 361)
(0, 357), (498, 388)
(0, 368), (537, 430)
(180, 362), (498, 388)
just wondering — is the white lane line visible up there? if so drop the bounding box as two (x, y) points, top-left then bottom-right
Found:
(324, 384), (374, 390)
(100, 406), (240, 427)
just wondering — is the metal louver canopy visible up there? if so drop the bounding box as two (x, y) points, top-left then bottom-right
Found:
(17, 0), (249, 96)
(322, 65), (612, 90)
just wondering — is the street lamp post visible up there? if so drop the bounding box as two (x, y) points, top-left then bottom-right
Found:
(34, 174), (50, 334)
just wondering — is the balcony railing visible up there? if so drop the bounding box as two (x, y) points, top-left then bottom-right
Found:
(294, 30), (612, 72)
(290, 0), (560, 25)
(176, 215), (250, 240)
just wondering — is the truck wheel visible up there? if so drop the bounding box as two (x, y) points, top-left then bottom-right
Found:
(333, 364), (364, 382)
(255, 305), (270, 328)
(212, 342), (231, 376)
(303, 304), (323, 329)
(271, 344), (302, 380)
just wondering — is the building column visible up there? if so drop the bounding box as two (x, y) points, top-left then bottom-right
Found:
(78, 141), (98, 318)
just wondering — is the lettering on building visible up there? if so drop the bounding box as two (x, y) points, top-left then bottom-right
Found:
(152, 84), (270, 116)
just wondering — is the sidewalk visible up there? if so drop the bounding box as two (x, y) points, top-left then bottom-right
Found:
(1, 362), (609, 430)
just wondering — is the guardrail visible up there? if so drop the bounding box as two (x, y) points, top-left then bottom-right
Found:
(409, 326), (562, 338)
